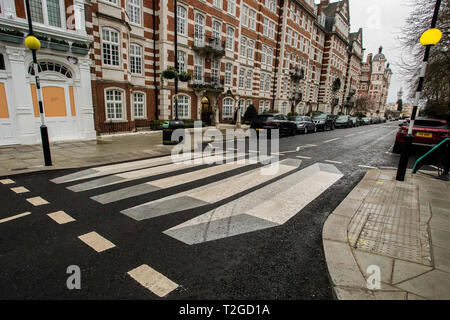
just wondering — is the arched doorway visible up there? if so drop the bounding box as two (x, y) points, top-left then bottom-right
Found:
(201, 96), (213, 126)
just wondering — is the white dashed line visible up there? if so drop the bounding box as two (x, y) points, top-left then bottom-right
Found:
(430, 165), (439, 170)
(345, 134), (355, 137)
(47, 211), (76, 224)
(26, 196), (49, 206)
(296, 147), (301, 151)
(0, 179), (14, 185)
(78, 232), (115, 252)
(128, 264), (179, 297)
(0, 212), (31, 224)
(296, 156), (312, 160)
(325, 160), (343, 164)
(11, 187), (29, 194)
(359, 165), (378, 169)
(323, 138), (340, 143)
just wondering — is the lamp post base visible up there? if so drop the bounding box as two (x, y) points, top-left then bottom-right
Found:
(40, 125), (52, 166)
(396, 134), (413, 181)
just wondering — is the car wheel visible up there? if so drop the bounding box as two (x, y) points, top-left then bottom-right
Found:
(291, 127), (297, 136)
(393, 142), (402, 154)
(304, 128), (308, 134)
(314, 126), (317, 133)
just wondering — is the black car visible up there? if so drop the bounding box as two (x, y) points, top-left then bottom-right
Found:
(335, 115), (353, 128)
(288, 116), (317, 134)
(250, 114), (297, 138)
(350, 117), (362, 127)
(312, 114), (335, 131)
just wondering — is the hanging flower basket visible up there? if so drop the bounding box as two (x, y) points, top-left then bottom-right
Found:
(178, 72), (191, 82)
(162, 69), (176, 79)
(71, 42), (89, 55)
(49, 38), (70, 52)
(0, 28), (24, 44)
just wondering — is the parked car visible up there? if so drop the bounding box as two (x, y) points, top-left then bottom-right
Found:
(250, 114), (297, 138)
(393, 118), (450, 153)
(312, 114), (335, 131)
(335, 115), (353, 128)
(380, 117), (387, 123)
(371, 116), (380, 124)
(361, 117), (372, 125)
(350, 117), (362, 127)
(288, 116), (317, 134)
(390, 117), (398, 121)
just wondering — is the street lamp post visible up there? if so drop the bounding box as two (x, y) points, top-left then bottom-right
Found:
(24, 0), (52, 166)
(396, 0), (442, 181)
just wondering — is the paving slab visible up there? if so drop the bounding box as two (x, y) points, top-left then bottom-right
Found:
(392, 259), (432, 284)
(432, 246), (450, 273)
(396, 270), (450, 300)
(429, 228), (450, 249)
(353, 250), (393, 284)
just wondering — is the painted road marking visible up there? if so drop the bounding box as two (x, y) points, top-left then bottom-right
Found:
(0, 179), (14, 185)
(380, 166), (397, 170)
(67, 153), (229, 192)
(10, 187), (29, 194)
(359, 165), (377, 169)
(296, 147), (300, 151)
(345, 134), (355, 137)
(26, 196), (49, 206)
(78, 232), (115, 252)
(121, 159), (300, 221)
(51, 153), (204, 184)
(0, 212), (31, 224)
(128, 264), (178, 297)
(325, 160), (343, 164)
(164, 163), (343, 245)
(92, 158), (257, 204)
(323, 138), (340, 143)
(47, 211), (76, 224)
(279, 150), (298, 154)
(296, 156), (312, 160)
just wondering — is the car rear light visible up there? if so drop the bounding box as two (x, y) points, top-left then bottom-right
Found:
(266, 121), (276, 126)
(298, 122), (304, 125)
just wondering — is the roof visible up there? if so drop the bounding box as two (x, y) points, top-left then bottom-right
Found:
(373, 46), (386, 61)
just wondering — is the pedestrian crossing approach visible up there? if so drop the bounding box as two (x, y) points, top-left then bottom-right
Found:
(52, 152), (344, 245)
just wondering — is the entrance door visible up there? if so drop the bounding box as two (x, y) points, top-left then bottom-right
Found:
(31, 82), (78, 142)
(0, 81), (18, 145)
(201, 96), (213, 126)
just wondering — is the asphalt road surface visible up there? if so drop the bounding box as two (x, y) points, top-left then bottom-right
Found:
(0, 122), (432, 299)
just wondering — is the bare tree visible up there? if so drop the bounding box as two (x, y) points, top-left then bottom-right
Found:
(398, 0), (450, 119)
(353, 94), (376, 115)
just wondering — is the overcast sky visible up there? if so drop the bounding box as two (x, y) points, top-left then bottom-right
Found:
(315, 0), (414, 103)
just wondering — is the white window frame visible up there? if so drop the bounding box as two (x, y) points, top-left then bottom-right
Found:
(247, 40), (254, 60)
(240, 37), (247, 57)
(222, 97), (234, 118)
(266, 48), (273, 66)
(129, 43), (142, 75)
(239, 68), (245, 88)
(261, 46), (266, 66)
(226, 27), (234, 50)
(133, 91), (146, 119)
(101, 27), (120, 67)
(128, 0), (142, 26)
(213, 0), (222, 9)
(27, 0), (66, 28)
(246, 70), (253, 89)
(227, 0), (236, 15)
(105, 88), (125, 121)
(194, 55), (203, 83)
(260, 73), (265, 91)
(263, 18), (269, 37)
(249, 9), (256, 30)
(269, 21), (275, 40)
(225, 63), (232, 86)
(177, 50), (186, 73)
(174, 94), (191, 119)
(242, 4), (249, 27)
(177, 5), (187, 35)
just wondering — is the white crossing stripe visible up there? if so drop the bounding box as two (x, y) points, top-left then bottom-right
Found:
(47, 211), (76, 224)
(11, 187), (29, 194)
(78, 232), (115, 252)
(164, 163), (343, 245)
(0, 179), (15, 185)
(323, 138), (340, 143)
(67, 153), (230, 192)
(0, 212), (31, 224)
(296, 147), (301, 151)
(325, 160), (343, 164)
(26, 196), (49, 206)
(121, 159), (301, 221)
(128, 264), (178, 297)
(92, 158), (258, 204)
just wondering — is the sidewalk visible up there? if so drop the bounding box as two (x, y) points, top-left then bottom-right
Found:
(323, 169), (450, 300)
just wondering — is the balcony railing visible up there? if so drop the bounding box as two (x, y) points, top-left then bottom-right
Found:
(192, 33), (225, 59)
(192, 76), (224, 92)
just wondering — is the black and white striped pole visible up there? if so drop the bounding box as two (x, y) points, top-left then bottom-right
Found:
(396, 0), (441, 181)
(24, 0), (52, 166)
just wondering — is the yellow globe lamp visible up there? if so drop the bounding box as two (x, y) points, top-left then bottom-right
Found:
(420, 28), (442, 46)
(24, 35), (41, 50)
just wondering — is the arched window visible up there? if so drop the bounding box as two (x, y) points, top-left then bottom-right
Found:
(177, 6), (187, 35)
(174, 94), (190, 119)
(105, 89), (125, 120)
(102, 27), (120, 66)
(130, 43), (142, 74)
(133, 92), (145, 118)
(28, 61), (72, 78)
(223, 98), (234, 118)
(212, 21), (221, 43)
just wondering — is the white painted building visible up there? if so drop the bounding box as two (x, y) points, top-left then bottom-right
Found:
(0, 0), (95, 146)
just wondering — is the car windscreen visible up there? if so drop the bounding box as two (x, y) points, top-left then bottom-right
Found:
(289, 117), (306, 121)
(414, 120), (448, 129)
(256, 115), (274, 121)
(312, 114), (326, 119)
(337, 116), (347, 120)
